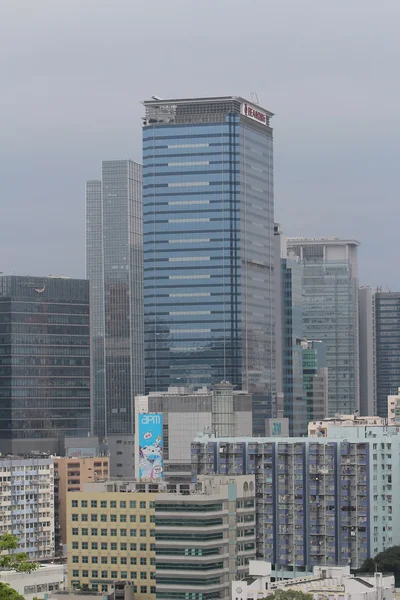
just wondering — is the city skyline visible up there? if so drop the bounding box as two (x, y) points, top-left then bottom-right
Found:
(2, 1), (400, 290)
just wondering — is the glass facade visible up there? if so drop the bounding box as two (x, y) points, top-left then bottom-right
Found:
(86, 161), (144, 437)
(0, 276), (90, 451)
(302, 340), (327, 422)
(375, 292), (400, 417)
(287, 240), (359, 416)
(142, 97), (275, 407)
(281, 257), (307, 436)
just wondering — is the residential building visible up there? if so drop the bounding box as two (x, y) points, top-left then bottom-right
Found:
(54, 456), (110, 554)
(232, 562), (394, 600)
(155, 474), (256, 600)
(86, 160), (144, 439)
(142, 96), (275, 423)
(135, 382), (252, 483)
(301, 340), (328, 422)
(66, 490), (156, 598)
(287, 238), (360, 416)
(375, 292), (400, 417)
(358, 286), (377, 416)
(192, 427), (400, 574)
(0, 275), (90, 454)
(388, 387), (400, 426)
(1, 564), (65, 600)
(0, 456), (54, 559)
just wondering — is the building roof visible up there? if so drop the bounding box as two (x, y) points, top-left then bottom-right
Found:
(287, 237), (360, 247)
(142, 95), (274, 117)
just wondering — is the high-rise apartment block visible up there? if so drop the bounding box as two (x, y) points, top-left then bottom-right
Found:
(0, 456), (54, 559)
(86, 160), (144, 438)
(358, 286), (377, 416)
(0, 275), (90, 454)
(142, 96), (275, 417)
(287, 238), (360, 416)
(135, 382), (252, 483)
(54, 456), (110, 554)
(192, 426), (400, 574)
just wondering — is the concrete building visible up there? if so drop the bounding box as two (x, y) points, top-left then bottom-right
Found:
(0, 275), (90, 454)
(86, 160), (144, 441)
(192, 426), (400, 574)
(0, 456), (54, 559)
(374, 291), (400, 417)
(135, 382), (252, 483)
(359, 286), (377, 416)
(142, 96), (275, 428)
(1, 563), (65, 600)
(287, 238), (360, 416)
(155, 474), (256, 600)
(232, 562), (394, 600)
(388, 387), (400, 426)
(307, 414), (386, 437)
(54, 456), (110, 554)
(66, 490), (156, 598)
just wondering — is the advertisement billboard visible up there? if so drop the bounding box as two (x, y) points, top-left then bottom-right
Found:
(138, 413), (163, 479)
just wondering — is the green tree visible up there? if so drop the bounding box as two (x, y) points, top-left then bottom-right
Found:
(359, 545), (400, 585)
(0, 533), (39, 599)
(263, 591), (314, 600)
(0, 533), (39, 573)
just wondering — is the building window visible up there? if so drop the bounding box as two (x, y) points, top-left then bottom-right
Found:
(72, 528), (78, 536)
(101, 514), (107, 522)
(82, 557), (88, 564)
(140, 515), (146, 523)
(111, 543), (117, 551)
(91, 514), (98, 522)
(140, 543), (146, 551)
(81, 514), (88, 521)
(140, 501), (146, 509)
(111, 571), (117, 579)
(72, 542), (78, 550)
(140, 586), (147, 593)
(81, 528), (88, 536)
(110, 501), (116, 508)
(140, 530), (146, 537)
(151, 586), (156, 594)
(130, 529), (137, 536)
(130, 558), (137, 565)
(120, 543), (127, 551)
(140, 558), (147, 565)
(120, 501), (126, 508)
(72, 556), (79, 563)
(101, 584), (108, 592)
(91, 528), (98, 536)
(91, 500), (97, 508)
(101, 543), (107, 550)
(120, 557), (127, 565)
(72, 514), (79, 521)
(140, 572), (147, 580)
(130, 572), (137, 579)
(110, 515), (117, 522)
(82, 570), (88, 578)
(72, 500), (78, 508)
(82, 542), (88, 550)
(100, 500), (107, 508)
(121, 571), (127, 579)
(72, 570), (79, 578)
(92, 557), (98, 564)
(111, 557), (117, 565)
(120, 514), (127, 522)
(81, 500), (87, 507)
(130, 543), (137, 551)
(130, 515), (136, 522)
(130, 501), (136, 509)
(92, 570), (98, 578)
(101, 571), (108, 578)
(101, 529), (107, 536)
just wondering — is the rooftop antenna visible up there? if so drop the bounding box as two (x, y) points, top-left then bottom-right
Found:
(250, 92), (259, 105)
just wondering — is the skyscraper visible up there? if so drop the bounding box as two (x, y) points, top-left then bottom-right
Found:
(287, 238), (360, 416)
(0, 275), (90, 454)
(375, 291), (400, 417)
(358, 286), (377, 416)
(86, 160), (144, 438)
(142, 96), (275, 412)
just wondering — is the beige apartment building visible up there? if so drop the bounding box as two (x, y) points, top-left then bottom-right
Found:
(54, 456), (109, 554)
(66, 491), (156, 599)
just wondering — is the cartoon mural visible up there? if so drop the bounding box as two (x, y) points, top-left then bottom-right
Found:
(138, 413), (163, 479)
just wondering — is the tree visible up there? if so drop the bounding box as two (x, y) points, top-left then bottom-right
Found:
(0, 582), (25, 600)
(263, 591), (314, 600)
(0, 533), (39, 573)
(359, 545), (400, 585)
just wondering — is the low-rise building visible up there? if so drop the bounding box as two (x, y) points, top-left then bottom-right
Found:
(233, 563), (394, 600)
(308, 414), (387, 437)
(0, 455), (54, 558)
(54, 455), (109, 554)
(388, 388), (400, 427)
(0, 563), (65, 600)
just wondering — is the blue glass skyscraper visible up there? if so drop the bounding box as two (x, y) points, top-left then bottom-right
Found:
(142, 97), (275, 413)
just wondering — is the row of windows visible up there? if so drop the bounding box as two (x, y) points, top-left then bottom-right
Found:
(71, 541), (155, 552)
(71, 513), (154, 523)
(71, 528), (153, 537)
(72, 569), (154, 583)
(72, 555), (154, 565)
(71, 499), (151, 509)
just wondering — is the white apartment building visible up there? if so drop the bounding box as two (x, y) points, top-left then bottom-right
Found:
(0, 456), (54, 558)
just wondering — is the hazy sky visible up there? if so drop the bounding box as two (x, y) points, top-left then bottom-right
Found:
(2, 0), (399, 287)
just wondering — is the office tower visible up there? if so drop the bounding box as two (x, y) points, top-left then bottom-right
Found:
(388, 388), (400, 426)
(375, 292), (400, 417)
(0, 456), (54, 559)
(155, 475), (256, 600)
(0, 275), (90, 454)
(67, 489), (156, 597)
(301, 340), (328, 422)
(86, 160), (144, 438)
(135, 382), (252, 483)
(142, 96), (275, 414)
(287, 238), (360, 416)
(54, 456), (109, 554)
(192, 425), (400, 574)
(358, 286), (377, 415)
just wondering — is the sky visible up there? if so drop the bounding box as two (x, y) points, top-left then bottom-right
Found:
(1, 0), (399, 288)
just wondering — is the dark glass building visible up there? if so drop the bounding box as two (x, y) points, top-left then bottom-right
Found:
(142, 96), (275, 415)
(0, 275), (90, 454)
(86, 160), (144, 437)
(375, 292), (400, 417)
